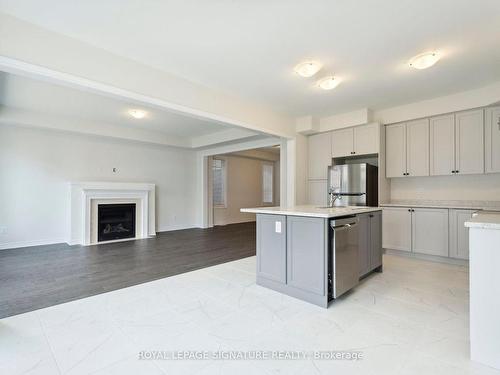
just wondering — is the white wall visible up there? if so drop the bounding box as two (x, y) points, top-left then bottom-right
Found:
(213, 155), (279, 226)
(390, 174), (500, 202)
(0, 125), (198, 249)
(373, 81), (500, 125)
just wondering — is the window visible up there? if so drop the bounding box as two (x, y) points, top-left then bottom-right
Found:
(212, 158), (226, 207)
(262, 163), (274, 205)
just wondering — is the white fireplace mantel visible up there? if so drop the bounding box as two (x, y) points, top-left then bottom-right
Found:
(69, 182), (156, 245)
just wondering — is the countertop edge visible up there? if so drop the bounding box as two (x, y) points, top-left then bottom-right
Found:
(465, 212), (500, 230)
(380, 203), (500, 211)
(240, 207), (382, 218)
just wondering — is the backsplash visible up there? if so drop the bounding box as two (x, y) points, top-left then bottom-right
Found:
(390, 173), (500, 201)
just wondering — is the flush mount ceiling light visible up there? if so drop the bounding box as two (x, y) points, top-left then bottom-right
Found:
(294, 61), (322, 77)
(409, 51), (440, 70)
(128, 109), (147, 119)
(317, 76), (341, 90)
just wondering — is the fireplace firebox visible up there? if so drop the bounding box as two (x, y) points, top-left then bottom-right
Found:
(97, 203), (136, 242)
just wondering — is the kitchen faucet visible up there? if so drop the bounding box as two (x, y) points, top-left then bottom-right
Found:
(328, 188), (342, 208)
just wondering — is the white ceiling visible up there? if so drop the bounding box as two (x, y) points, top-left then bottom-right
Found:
(0, 72), (266, 148)
(0, 72), (235, 138)
(1, 0), (499, 118)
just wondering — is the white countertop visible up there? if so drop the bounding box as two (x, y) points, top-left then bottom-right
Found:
(465, 211), (500, 230)
(380, 200), (500, 211)
(240, 205), (382, 218)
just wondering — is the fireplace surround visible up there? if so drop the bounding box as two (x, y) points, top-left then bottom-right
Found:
(69, 182), (156, 245)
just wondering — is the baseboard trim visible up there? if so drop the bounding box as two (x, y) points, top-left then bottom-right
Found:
(0, 238), (68, 251)
(384, 248), (469, 266)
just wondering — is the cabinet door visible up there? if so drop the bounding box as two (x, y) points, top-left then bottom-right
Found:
(369, 211), (383, 270)
(449, 209), (474, 260)
(308, 132), (332, 179)
(406, 119), (430, 177)
(308, 180), (327, 206)
(382, 207), (412, 251)
(287, 216), (325, 295)
(485, 106), (500, 174)
(332, 128), (354, 158)
(256, 214), (286, 283)
(430, 114), (455, 176)
(358, 213), (371, 277)
(354, 123), (379, 155)
(412, 208), (449, 257)
(455, 109), (484, 175)
(385, 123), (407, 178)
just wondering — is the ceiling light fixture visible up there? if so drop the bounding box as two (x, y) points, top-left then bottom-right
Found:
(317, 76), (341, 90)
(128, 109), (147, 119)
(409, 51), (440, 70)
(294, 61), (322, 77)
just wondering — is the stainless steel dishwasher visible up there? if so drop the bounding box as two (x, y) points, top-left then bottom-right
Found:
(328, 216), (359, 300)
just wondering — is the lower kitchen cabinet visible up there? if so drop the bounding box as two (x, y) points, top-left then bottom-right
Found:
(370, 211), (383, 269)
(449, 209), (474, 260)
(382, 207), (412, 252)
(359, 211), (382, 277)
(358, 214), (370, 276)
(412, 208), (449, 257)
(383, 207), (450, 258)
(287, 216), (326, 295)
(256, 214), (286, 283)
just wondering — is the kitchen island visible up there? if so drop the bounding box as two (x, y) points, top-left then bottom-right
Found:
(241, 205), (383, 307)
(465, 212), (500, 370)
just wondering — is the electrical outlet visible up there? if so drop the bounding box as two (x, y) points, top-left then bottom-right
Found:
(0, 226), (7, 235)
(275, 221), (282, 233)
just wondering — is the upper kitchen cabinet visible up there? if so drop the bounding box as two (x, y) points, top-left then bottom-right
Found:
(332, 123), (379, 158)
(406, 119), (430, 177)
(430, 114), (456, 176)
(430, 109), (484, 176)
(385, 123), (406, 178)
(331, 128), (354, 157)
(455, 109), (484, 175)
(308, 132), (332, 180)
(385, 119), (429, 178)
(485, 106), (500, 174)
(354, 123), (379, 155)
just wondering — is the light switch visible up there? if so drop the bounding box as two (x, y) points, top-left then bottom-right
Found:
(275, 221), (282, 233)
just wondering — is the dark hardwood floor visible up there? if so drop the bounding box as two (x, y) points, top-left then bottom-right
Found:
(0, 222), (256, 319)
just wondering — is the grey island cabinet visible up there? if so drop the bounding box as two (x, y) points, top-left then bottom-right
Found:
(241, 205), (383, 308)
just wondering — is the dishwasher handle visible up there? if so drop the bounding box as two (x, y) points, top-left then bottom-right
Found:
(331, 222), (358, 231)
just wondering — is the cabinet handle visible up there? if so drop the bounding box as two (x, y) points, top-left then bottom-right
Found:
(369, 214), (374, 218)
(451, 170), (455, 174)
(408, 209), (411, 212)
(456, 170), (459, 174)
(497, 117), (500, 130)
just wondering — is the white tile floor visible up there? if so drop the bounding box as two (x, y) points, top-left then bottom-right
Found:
(1, 254), (499, 375)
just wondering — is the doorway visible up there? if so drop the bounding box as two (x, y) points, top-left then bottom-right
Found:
(208, 146), (280, 226)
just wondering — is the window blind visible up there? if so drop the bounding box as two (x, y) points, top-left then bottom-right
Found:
(262, 163), (273, 204)
(212, 159), (226, 207)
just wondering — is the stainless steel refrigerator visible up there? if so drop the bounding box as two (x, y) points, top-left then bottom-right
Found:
(327, 163), (378, 206)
